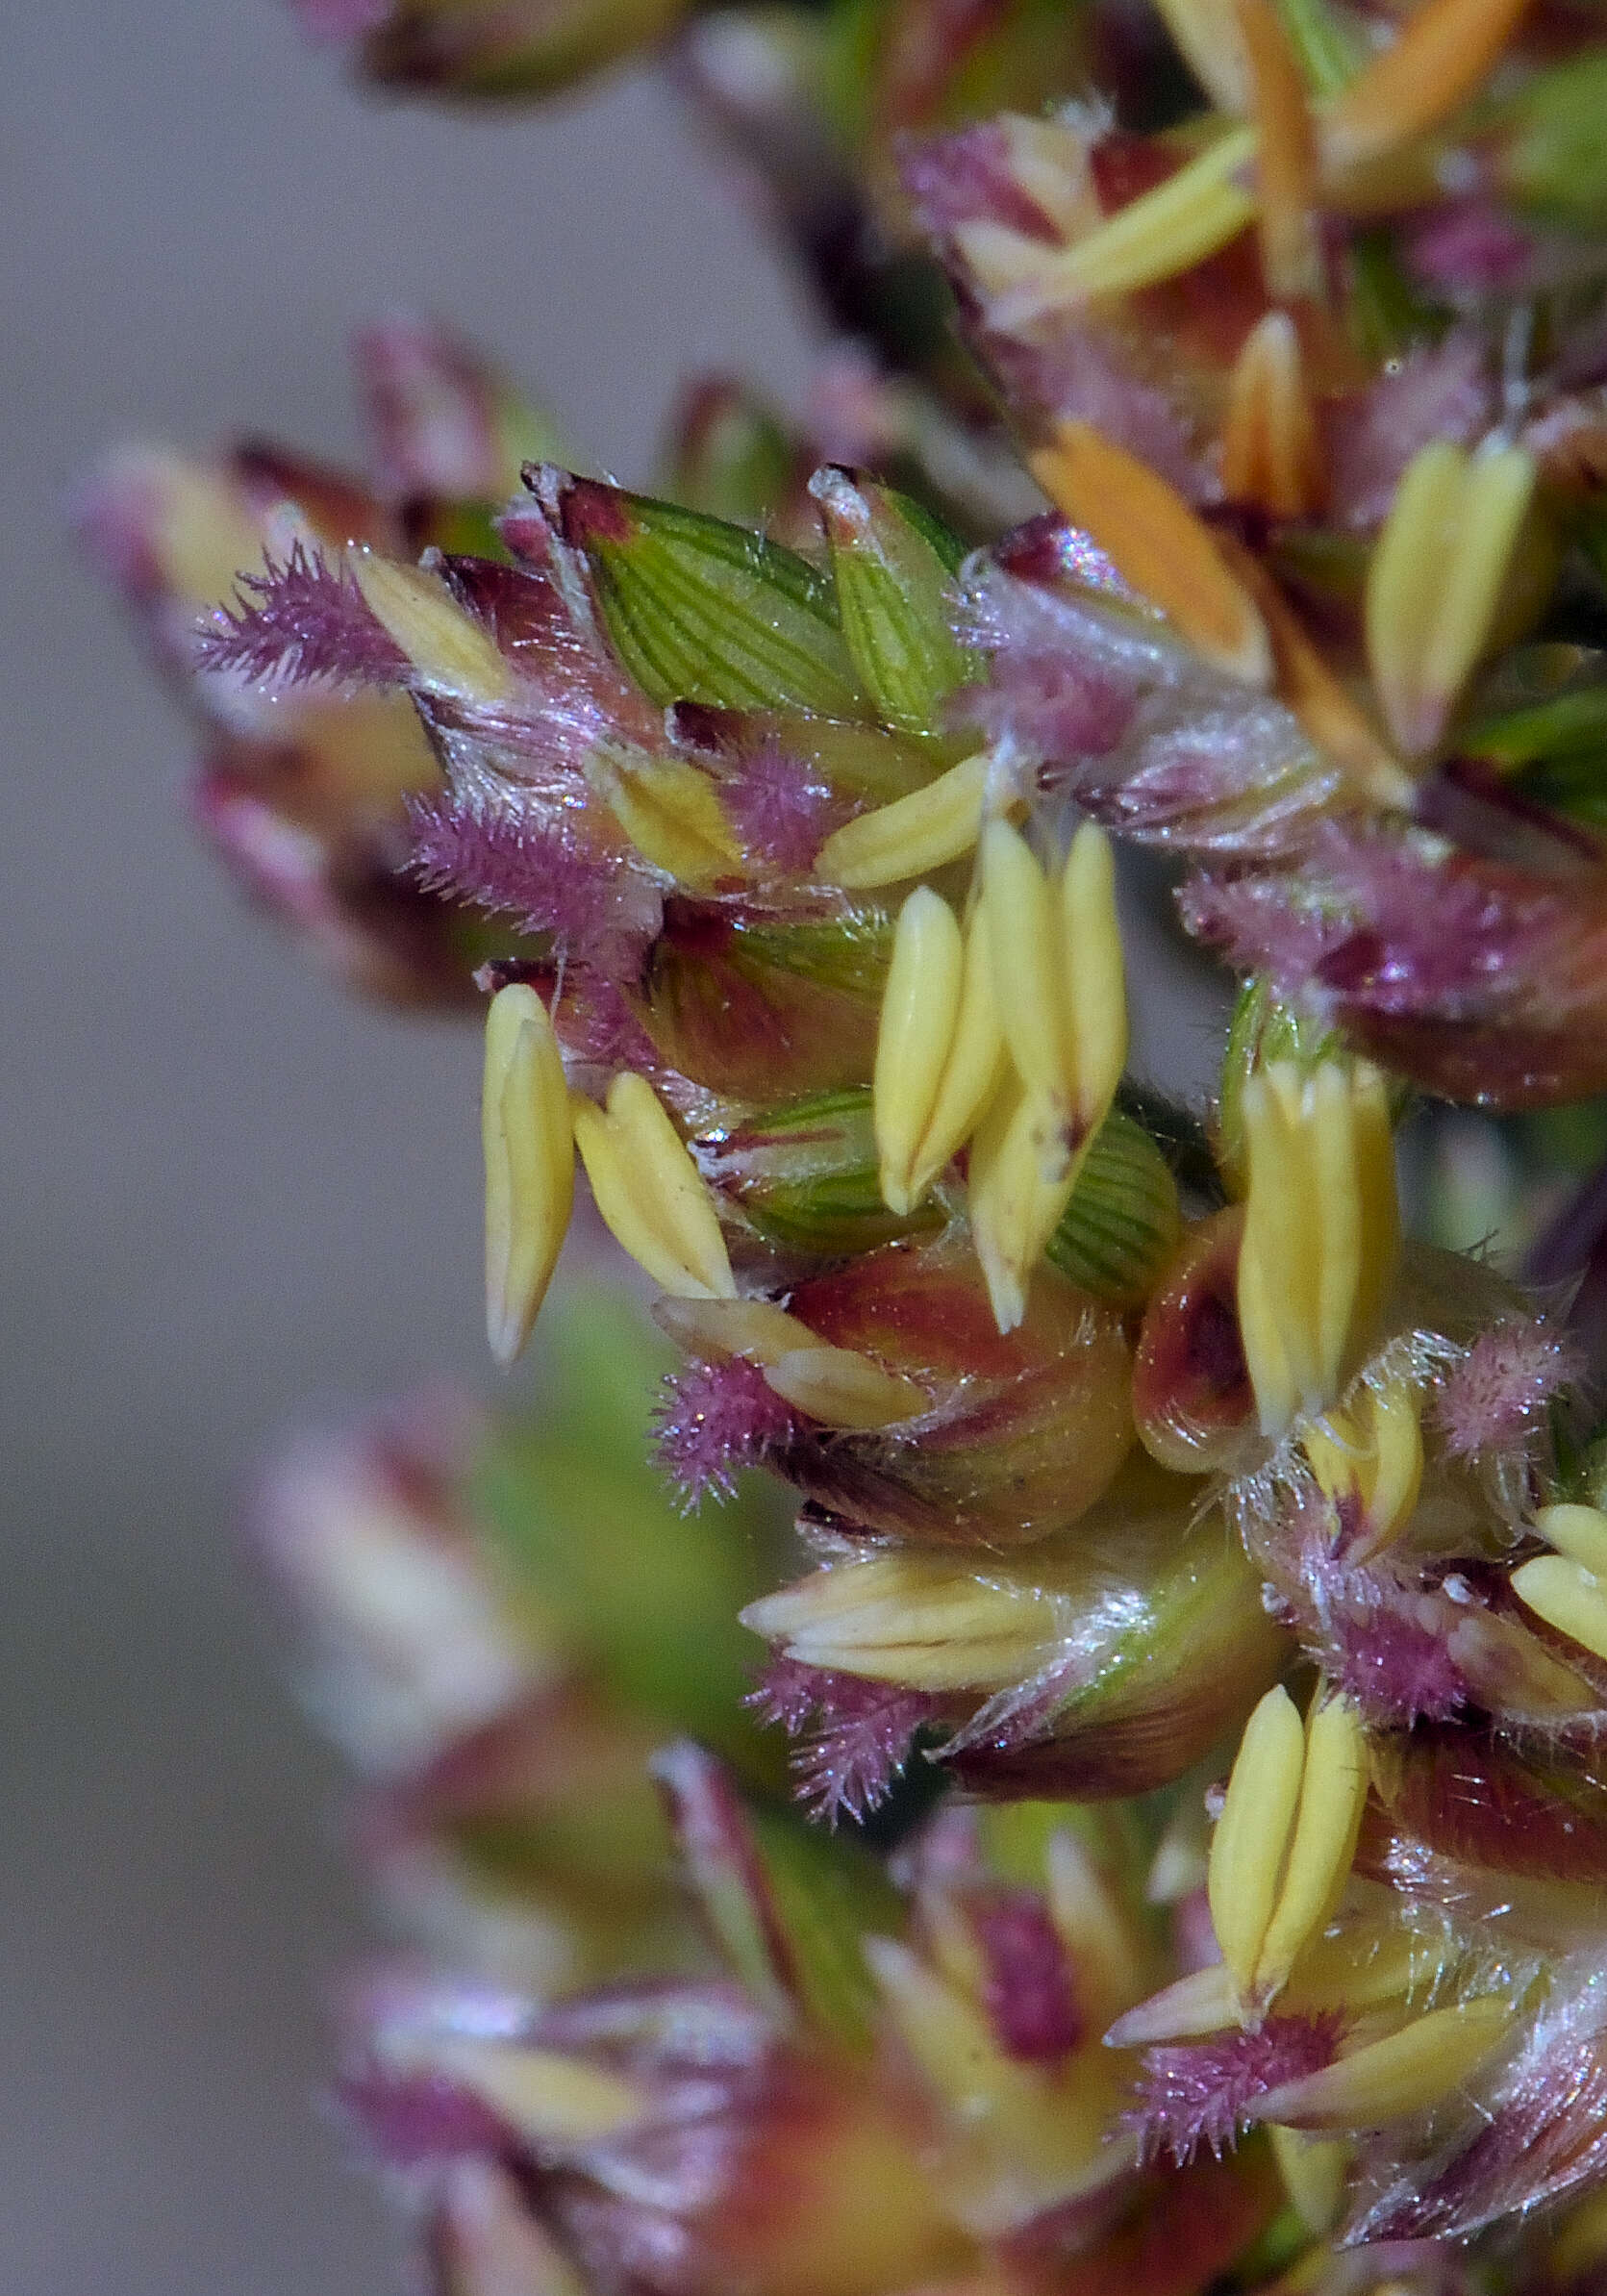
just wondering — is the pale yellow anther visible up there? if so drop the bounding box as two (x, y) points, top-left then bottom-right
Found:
(994, 129), (1259, 321)
(1060, 820), (1128, 1139)
(419, 2039), (645, 2147)
(571, 1072), (737, 1300)
(967, 824), (1128, 1330)
(1533, 1504), (1607, 1579)
(588, 750), (742, 887)
(1151, 0), (1250, 112)
(1256, 1995), (1514, 2130)
(968, 1074), (1079, 1334)
(482, 985), (576, 1368)
(1268, 2126), (1349, 2235)
(761, 1345), (926, 1430)
(875, 888), (967, 1217)
(654, 1293), (816, 1366)
(905, 903), (1008, 1207)
(814, 753), (992, 890)
(1319, 0), (1537, 176)
(1250, 1692), (1368, 2003)
(349, 551), (512, 703)
(1207, 1683), (1306, 1998)
(1237, 1057), (1399, 1437)
(1302, 1377), (1423, 1562)
(741, 1549), (1061, 1691)
(1030, 421), (1273, 689)
(1221, 315), (1324, 523)
(984, 823), (1073, 1153)
(863, 1936), (1128, 2231)
(1511, 1553), (1607, 1665)
(1367, 441), (1538, 759)
(1046, 1829), (1148, 2031)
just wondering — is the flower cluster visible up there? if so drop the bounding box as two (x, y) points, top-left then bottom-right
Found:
(86, 1), (1607, 2293)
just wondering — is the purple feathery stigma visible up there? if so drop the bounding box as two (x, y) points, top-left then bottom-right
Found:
(745, 1659), (941, 1826)
(1434, 1324), (1581, 1462)
(652, 1358), (799, 1509)
(721, 741), (839, 876)
(1129, 2014), (1344, 2167)
(969, 1885), (1083, 2062)
(196, 542), (409, 688)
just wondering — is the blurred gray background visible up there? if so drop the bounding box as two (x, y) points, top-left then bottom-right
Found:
(4, 10), (816, 2289)
(1, 12), (1218, 2289)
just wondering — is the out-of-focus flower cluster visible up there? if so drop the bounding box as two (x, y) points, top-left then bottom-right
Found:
(86, 1), (1607, 2294)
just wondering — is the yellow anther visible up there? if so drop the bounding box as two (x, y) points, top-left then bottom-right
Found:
(1046, 1829), (1148, 2031)
(571, 1072), (737, 1300)
(588, 750), (742, 887)
(995, 129), (1259, 321)
(1060, 820), (1128, 1140)
(1511, 1553), (1607, 1665)
(875, 888), (967, 1216)
(1151, 0), (1251, 112)
(1268, 2126), (1349, 2235)
(1221, 315), (1324, 522)
(1250, 1691), (1368, 2003)
(965, 821), (1128, 1328)
(1030, 421), (1273, 688)
(1237, 0), (1322, 303)
(968, 1074), (1077, 1334)
(761, 1345), (926, 1430)
(482, 985), (575, 1367)
(1302, 1378), (1423, 1561)
(417, 2039), (645, 2147)
(1257, 1995), (1514, 2130)
(1367, 441), (1538, 758)
(349, 551), (512, 703)
(654, 1293), (816, 1365)
(742, 1549), (1067, 1690)
(814, 753), (992, 890)
(1320, 0), (1537, 176)
(984, 822), (1073, 1151)
(1533, 1503), (1607, 1579)
(1237, 1057), (1399, 1437)
(863, 1936), (1128, 2232)
(906, 902), (1008, 1207)
(1207, 1682), (1306, 1999)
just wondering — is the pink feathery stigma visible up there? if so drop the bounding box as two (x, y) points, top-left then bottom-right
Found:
(1325, 338), (1494, 531)
(746, 1660), (941, 1827)
(337, 2064), (515, 2169)
(408, 792), (623, 954)
(1309, 1562), (1472, 1727)
(1180, 826), (1581, 1020)
(1403, 202), (1537, 295)
(1130, 2015), (1344, 2167)
(955, 654), (1136, 768)
(900, 122), (1065, 246)
(1434, 1325), (1581, 1461)
(970, 1885), (1083, 2062)
(196, 542), (409, 688)
(721, 742), (839, 875)
(652, 1359), (799, 1508)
